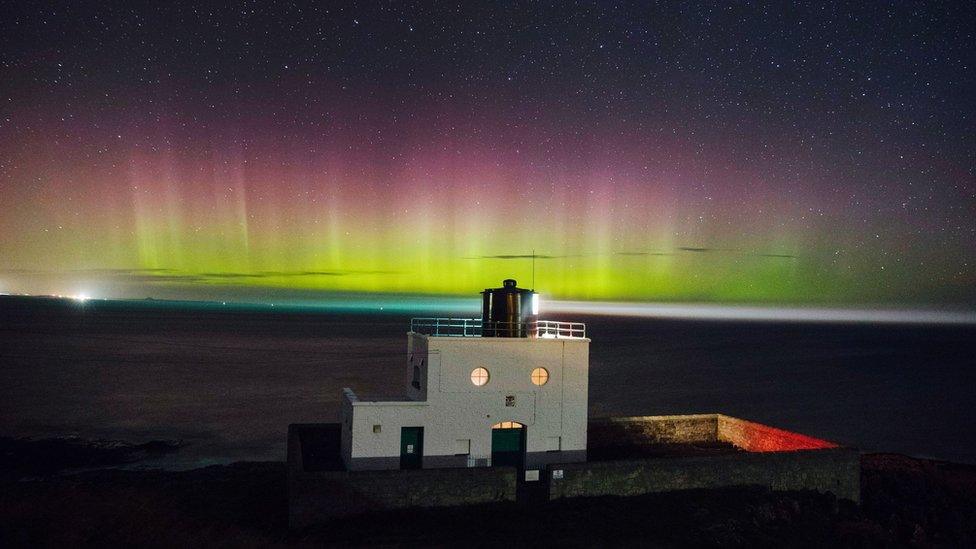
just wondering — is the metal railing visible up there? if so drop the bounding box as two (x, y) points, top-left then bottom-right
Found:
(409, 318), (586, 339)
(534, 320), (587, 339)
(409, 318), (483, 337)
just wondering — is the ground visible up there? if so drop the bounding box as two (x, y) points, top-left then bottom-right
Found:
(1, 439), (975, 546)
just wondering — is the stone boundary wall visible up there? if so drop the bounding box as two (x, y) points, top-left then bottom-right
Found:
(589, 414), (841, 452)
(288, 424), (516, 527)
(716, 414), (838, 451)
(547, 447), (860, 502)
(588, 414), (719, 447)
(553, 415), (859, 503)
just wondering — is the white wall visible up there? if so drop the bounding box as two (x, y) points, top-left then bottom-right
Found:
(341, 333), (589, 466)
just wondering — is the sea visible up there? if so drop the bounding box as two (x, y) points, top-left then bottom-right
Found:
(1, 296), (974, 468)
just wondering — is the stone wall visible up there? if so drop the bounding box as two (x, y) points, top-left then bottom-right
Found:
(290, 466), (518, 526)
(552, 415), (859, 503)
(289, 424), (517, 527)
(717, 414), (838, 452)
(547, 447), (860, 502)
(588, 414), (719, 447)
(589, 414), (842, 454)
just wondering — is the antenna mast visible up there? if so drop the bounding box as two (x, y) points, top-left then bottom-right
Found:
(532, 249), (536, 290)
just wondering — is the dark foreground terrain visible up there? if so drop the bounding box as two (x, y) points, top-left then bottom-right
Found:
(1, 441), (975, 547)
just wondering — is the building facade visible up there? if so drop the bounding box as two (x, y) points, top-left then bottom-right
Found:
(339, 280), (589, 471)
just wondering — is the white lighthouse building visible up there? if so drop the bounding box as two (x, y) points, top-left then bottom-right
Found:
(339, 279), (589, 471)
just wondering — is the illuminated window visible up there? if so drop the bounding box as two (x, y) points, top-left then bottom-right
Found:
(531, 367), (549, 386)
(470, 367), (489, 386)
(492, 421), (524, 429)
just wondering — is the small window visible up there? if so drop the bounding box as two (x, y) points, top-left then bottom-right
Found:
(411, 365), (421, 389)
(373, 424), (382, 434)
(531, 367), (549, 386)
(470, 367), (489, 386)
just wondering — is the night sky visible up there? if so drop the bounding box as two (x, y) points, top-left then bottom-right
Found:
(1, 2), (973, 304)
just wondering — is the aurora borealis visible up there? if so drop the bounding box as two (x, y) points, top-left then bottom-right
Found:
(1, 3), (973, 304)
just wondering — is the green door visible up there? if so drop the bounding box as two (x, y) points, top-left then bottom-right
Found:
(491, 425), (525, 467)
(400, 427), (423, 469)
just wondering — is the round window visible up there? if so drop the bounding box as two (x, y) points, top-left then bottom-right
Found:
(470, 367), (490, 386)
(531, 367), (549, 386)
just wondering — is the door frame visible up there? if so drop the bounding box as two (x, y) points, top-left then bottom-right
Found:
(399, 426), (424, 469)
(490, 421), (526, 468)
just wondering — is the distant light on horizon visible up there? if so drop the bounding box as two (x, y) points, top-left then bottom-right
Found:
(2, 289), (973, 326)
(547, 301), (976, 326)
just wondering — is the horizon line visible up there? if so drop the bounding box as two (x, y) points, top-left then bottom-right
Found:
(3, 293), (975, 326)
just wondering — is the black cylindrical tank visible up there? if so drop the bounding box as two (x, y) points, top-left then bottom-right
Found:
(481, 279), (538, 337)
